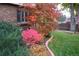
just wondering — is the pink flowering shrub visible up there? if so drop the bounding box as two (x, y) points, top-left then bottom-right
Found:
(22, 29), (43, 45)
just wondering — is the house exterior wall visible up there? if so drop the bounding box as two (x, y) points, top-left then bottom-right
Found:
(0, 4), (18, 23)
(58, 22), (79, 32)
(58, 22), (70, 30)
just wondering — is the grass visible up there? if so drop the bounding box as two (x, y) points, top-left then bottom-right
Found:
(49, 31), (79, 56)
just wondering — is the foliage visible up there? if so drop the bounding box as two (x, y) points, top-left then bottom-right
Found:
(22, 29), (43, 45)
(23, 3), (60, 36)
(30, 44), (50, 56)
(26, 15), (37, 22)
(62, 3), (79, 11)
(22, 4), (60, 56)
(49, 31), (79, 56)
(62, 3), (79, 16)
(0, 21), (30, 56)
(58, 15), (66, 22)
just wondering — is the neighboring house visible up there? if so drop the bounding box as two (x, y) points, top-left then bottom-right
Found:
(0, 3), (29, 26)
(58, 18), (70, 30)
(58, 17), (79, 32)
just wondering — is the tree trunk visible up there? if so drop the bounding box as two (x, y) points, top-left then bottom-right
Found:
(77, 4), (79, 32)
(70, 3), (76, 32)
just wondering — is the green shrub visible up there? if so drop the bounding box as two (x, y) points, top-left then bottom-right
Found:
(0, 21), (30, 56)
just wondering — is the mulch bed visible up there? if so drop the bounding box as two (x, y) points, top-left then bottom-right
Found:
(29, 44), (52, 56)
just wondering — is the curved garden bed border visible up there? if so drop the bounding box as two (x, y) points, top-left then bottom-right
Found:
(45, 36), (54, 56)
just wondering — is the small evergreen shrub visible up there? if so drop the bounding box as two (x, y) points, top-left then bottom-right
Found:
(0, 21), (30, 56)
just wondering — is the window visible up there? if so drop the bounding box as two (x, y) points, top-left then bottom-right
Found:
(17, 10), (28, 23)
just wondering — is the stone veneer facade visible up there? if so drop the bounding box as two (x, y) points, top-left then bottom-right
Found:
(0, 4), (19, 23)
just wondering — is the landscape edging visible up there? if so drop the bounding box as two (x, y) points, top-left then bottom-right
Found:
(45, 36), (54, 56)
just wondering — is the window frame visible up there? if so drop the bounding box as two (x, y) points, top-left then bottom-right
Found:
(17, 9), (29, 23)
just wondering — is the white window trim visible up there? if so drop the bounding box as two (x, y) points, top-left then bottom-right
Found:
(19, 11), (26, 23)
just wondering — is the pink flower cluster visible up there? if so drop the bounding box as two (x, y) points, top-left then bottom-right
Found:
(22, 29), (42, 45)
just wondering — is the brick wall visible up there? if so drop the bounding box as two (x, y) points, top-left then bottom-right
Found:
(0, 4), (18, 23)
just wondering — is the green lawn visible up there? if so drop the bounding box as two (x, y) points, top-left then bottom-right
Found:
(49, 31), (79, 56)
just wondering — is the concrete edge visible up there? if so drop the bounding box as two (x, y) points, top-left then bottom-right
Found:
(45, 36), (55, 56)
